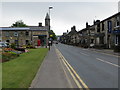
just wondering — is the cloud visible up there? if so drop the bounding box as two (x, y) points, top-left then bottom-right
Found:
(1, 2), (118, 35)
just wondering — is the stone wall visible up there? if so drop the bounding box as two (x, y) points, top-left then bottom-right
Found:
(2, 30), (48, 47)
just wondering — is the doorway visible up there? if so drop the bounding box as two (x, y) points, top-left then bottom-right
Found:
(38, 35), (47, 46)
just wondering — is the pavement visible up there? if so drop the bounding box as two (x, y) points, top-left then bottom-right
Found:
(30, 45), (77, 88)
(88, 48), (120, 56)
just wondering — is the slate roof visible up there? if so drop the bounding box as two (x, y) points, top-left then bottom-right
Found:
(0, 27), (29, 30)
(0, 26), (48, 31)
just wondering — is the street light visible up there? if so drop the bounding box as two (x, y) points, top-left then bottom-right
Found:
(48, 6), (53, 50)
(48, 6), (53, 36)
(49, 6), (53, 19)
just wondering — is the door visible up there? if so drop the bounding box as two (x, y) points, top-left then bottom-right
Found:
(37, 39), (41, 46)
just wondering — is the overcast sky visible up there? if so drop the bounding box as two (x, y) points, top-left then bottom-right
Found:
(0, 1), (119, 35)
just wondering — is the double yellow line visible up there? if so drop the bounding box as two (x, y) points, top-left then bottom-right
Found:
(56, 48), (90, 90)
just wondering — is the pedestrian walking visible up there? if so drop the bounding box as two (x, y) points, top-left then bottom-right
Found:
(48, 40), (52, 50)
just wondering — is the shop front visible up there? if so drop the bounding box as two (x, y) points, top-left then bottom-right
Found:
(33, 35), (47, 46)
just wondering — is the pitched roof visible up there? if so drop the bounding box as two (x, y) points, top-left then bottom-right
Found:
(0, 26), (48, 31)
(0, 27), (29, 30)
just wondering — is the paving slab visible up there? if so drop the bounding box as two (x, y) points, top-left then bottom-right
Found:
(30, 45), (77, 88)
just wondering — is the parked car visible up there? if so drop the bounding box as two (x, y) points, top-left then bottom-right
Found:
(0, 42), (8, 48)
(90, 43), (95, 48)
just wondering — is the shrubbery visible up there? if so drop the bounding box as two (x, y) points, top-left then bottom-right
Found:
(2, 51), (19, 62)
(2, 48), (20, 62)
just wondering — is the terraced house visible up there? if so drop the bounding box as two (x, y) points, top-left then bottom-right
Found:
(61, 12), (120, 49)
(0, 13), (50, 47)
(95, 12), (120, 49)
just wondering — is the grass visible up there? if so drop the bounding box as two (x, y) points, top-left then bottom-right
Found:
(2, 48), (48, 88)
(0, 63), (2, 90)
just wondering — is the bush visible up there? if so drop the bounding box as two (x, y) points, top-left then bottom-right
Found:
(10, 43), (16, 49)
(2, 52), (19, 62)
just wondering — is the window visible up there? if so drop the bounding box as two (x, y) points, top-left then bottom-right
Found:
(26, 31), (29, 36)
(14, 32), (18, 37)
(0, 31), (2, 37)
(6, 40), (9, 43)
(14, 40), (18, 45)
(91, 39), (94, 43)
(6, 32), (9, 37)
(26, 40), (29, 45)
(102, 23), (104, 31)
(115, 35), (120, 45)
(108, 21), (112, 33)
(116, 16), (120, 26)
(97, 23), (100, 32)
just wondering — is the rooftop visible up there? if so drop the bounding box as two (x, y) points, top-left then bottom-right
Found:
(0, 26), (48, 31)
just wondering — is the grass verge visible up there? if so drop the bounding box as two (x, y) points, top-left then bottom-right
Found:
(2, 48), (48, 88)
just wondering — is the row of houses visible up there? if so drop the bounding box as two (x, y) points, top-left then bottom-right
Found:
(0, 13), (50, 47)
(60, 12), (120, 49)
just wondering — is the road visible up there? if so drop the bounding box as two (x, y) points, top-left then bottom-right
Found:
(55, 43), (119, 88)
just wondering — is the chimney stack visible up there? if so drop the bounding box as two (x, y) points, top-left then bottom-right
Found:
(38, 22), (42, 27)
(86, 22), (89, 28)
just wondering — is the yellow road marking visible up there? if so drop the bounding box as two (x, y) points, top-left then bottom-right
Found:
(56, 49), (83, 89)
(62, 55), (90, 90)
(61, 55), (83, 90)
(96, 58), (120, 67)
(56, 49), (74, 88)
(56, 48), (90, 90)
(64, 59), (89, 90)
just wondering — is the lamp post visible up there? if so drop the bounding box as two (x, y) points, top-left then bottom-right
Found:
(48, 6), (53, 50)
(49, 6), (53, 18)
(48, 6), (53, 38)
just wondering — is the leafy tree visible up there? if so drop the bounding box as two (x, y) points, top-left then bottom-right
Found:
(11, 20), (28, 27)
(49, 30), (57, 40)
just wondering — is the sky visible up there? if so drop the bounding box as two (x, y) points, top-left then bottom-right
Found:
(0, 1), (119, 35)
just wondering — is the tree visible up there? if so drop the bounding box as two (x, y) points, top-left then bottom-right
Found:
(49, 30), (57, 40)
(11, 20), (28, 27)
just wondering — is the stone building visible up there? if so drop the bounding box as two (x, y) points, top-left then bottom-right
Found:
(94, 12), (120, 49)
(0, 13), (50, 47)
(68, 26), (77, 45)
(77, 22), (96, 48)
(61, 26), (77, 45)
(78, 12), (120, 49)
(61, 12), (120, 49)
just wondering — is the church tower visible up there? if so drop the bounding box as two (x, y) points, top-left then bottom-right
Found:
(45, 13), (50, 27)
